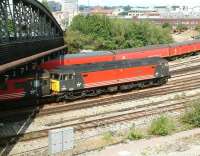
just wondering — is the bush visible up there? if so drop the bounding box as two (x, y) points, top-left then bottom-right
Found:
(182, 101), (200, 127)
(149, 116), (175, 136)
(162, 23), (172, 31)
(127, 129), (144, 140)
(195, 25), (200, 32)
(176, 24), (188, 32)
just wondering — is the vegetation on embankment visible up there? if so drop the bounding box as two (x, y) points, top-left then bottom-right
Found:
(149, 116), (175, 136)
(101, 98), (200, 144)
(64, 15), (173, 52)
(182, 100), (200, 127)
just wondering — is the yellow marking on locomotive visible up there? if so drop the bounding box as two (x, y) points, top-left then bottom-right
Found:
(50, 79), (60, 92)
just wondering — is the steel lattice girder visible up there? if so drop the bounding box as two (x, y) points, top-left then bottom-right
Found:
(0, 0), (63, 43)
(0, 0), (64, 65)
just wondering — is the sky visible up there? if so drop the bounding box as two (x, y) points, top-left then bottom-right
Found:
(77, 0), (200, 7)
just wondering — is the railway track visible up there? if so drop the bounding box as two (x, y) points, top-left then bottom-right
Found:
(27, 75), (200, 117)
(1, 92), (197, 145)
(169, 54), (200, 68)
(1, 55), (200, 155)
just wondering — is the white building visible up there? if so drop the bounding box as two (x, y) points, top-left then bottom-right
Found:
(128, 9), (161, 19)
(61, 0), (78, 25)
(112, 8), (124, 16)
(52, 11), (69, 30)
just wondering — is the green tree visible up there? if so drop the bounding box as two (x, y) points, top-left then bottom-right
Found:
(162, 22), (172, 30)
(195, 25), (200, 32)
(176, 24), (188, 32)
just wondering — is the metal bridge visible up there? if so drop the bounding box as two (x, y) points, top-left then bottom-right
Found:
(0, 0), (66, 73)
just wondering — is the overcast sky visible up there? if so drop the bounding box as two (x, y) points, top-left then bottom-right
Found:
(77, 0), (200, 7)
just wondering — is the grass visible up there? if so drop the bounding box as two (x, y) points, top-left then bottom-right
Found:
(102, 131), (114, 142)
(127, 128), (144, 140)
(149, 116), (175, 136)
(181, 100), (200, 127)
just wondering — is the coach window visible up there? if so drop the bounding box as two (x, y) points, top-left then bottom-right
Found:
(0, 83), (7, 90)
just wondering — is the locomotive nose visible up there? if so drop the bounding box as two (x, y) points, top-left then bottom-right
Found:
(50, 79), (60, 92)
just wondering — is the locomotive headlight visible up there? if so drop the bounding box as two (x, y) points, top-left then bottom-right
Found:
(155, 72), (159, 76)
(61, 85), (67, 91)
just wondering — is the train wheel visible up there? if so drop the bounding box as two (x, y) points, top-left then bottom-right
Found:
(107, 86), (118, 92)
(85, 89), (100, 97)
(119, 84), (132, 91)
(157, 78), (167, 86)
(138, 82), (145, 89)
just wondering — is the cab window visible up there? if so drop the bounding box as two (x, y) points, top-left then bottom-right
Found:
(69, 74), (74, 80)
(63, 75), (68, 80)
(43, 80), (48, 85)
(54, 74), (60, 80)
(0, 83), (7, 90)
(51, 74), (60, 80)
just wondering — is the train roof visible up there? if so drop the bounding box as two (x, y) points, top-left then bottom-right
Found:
(50, 57), (166, 74)
(169, 39), (200, 47)
(64, 51), (113, 59)
(113, 44), (169, 53)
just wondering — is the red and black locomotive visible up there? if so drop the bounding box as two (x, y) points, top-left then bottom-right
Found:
(0, 57), (170, 102)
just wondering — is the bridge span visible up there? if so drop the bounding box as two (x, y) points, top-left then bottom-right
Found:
(0, 0), (66, 73)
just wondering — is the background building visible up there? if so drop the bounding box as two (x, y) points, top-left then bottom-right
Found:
(62, 0), (78, 12)
(62, 0), (79, 25)
(48, 1), (62, 12)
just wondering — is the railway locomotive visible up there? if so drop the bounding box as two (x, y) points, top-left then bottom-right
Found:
(0, 57), (170, 102)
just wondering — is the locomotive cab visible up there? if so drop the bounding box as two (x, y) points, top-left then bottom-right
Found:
(50, 70), (83, 93)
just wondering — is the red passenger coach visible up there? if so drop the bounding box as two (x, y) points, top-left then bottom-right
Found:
(0, 78), (27, 101)
(40, 40), (200, 72)
(40, 51), (114, 70)
(114, 45), (170, 60)
(169, 40), (200, 57)
(39, 39), (200, 72)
